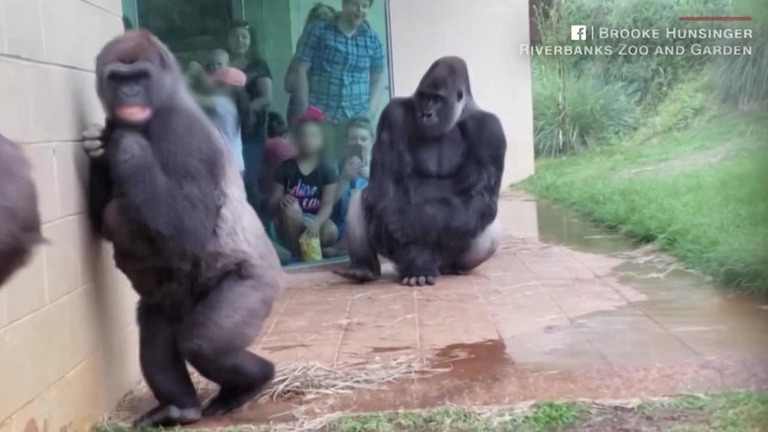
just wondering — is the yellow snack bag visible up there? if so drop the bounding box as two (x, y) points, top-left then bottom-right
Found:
(298, 231), (322, 261)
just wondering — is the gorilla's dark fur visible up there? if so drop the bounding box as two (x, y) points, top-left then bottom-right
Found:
(336, 56), (506, 286)
(0, 134), (44, 286)
(83, 30), (282, 428)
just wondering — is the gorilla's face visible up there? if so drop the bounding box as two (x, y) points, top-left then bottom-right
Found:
(414, 88), (463, 138)
(414, 57), (472, 138)
(96, 30), (178, 126)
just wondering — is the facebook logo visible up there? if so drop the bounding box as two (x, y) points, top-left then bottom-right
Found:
(571, 25), (588, 40)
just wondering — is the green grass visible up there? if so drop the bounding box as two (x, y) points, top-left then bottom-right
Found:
(331, 401), (583, 432)
(522, 108), (768, 292)
(93, 392), (768, 431)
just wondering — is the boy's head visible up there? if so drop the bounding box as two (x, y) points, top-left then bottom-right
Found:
(345, 117), (375, 155)
(294, 106), (326, 156)
(267, 112), (288, 138)
(305, 3), (336, 28)
(206, 49), (230, 74)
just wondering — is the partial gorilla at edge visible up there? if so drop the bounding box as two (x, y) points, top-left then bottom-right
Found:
(336, 56), (506, 286)
(82, 30), (283, 428)
(0, 133), (44, 287)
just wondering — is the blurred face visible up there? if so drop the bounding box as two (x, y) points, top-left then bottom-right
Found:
(206, 50), (229, 74)
(228, 27), (251, 56)
(296, 122), (324, 155)
(341, 0), (370, 26)
(346, 127), (373, 152)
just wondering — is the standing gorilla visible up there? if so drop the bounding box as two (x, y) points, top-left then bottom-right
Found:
(0, 134), (44, 286)
(336, 56), (506, 286)
(82, 30), (282, 428)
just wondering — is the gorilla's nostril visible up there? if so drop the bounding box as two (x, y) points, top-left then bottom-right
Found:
(121, 84), (141, 97)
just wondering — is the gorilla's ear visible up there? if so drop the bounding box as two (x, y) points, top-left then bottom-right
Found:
(457, 89), (464, 102)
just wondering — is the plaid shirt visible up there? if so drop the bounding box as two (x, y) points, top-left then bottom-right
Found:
(295, 18), (384, 121)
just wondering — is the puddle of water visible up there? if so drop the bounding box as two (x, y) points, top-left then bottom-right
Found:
(430, 340), (512, 382)
(527, 201), (768, 382)
(535, 200), (639, 255)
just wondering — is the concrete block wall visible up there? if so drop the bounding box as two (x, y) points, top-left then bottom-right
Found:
(0, 0), (142, 431)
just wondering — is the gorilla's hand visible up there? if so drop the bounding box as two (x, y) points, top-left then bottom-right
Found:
(384, 206), (410, 243)
(82, 123), (105, 158)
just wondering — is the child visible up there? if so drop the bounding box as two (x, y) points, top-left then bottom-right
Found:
(260, 112), (297, 203)
(206, 48), (230, 74)
(332, 117), (374, 240)
(209, 67), (248, 175)
(187, 52), (249, 175)
(270, 106), (339, 259)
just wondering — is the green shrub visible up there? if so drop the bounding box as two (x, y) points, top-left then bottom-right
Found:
(628, 75), (715, 144)
(708, 0), (768, 107)
(533, 64), (639, 157)
(535, 0), (731, 107)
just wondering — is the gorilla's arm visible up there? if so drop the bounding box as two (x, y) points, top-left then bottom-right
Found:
(0, 134), (44, 286)
(448, 113), (507, 233)
(405, 113), (507, 243)
(109, 130), (220, 258)
(364, 100), (411, 223)
(86, 120), (115, 237)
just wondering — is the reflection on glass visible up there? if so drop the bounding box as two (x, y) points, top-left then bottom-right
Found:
(126, 0), (391, 267)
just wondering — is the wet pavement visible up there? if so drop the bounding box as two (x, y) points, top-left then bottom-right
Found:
(112, 191), (768, 428)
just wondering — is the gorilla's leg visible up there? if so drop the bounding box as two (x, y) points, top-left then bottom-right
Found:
(133, 302), (201, 429)
(334, 191), (381, 282)
(179, 275), (275, 417)
(443, 218), (503, 274)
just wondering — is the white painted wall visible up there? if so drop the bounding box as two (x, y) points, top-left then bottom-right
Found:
(387, 0), (535, 185)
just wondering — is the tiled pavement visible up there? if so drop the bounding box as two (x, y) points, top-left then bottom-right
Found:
(115, 192), (768, 426)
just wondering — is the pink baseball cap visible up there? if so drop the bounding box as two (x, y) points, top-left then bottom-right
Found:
(293, 105), (326, 126)
(211, 67), (246, 87)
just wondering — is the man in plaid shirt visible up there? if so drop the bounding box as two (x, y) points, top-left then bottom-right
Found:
(291, 0), (386, 159)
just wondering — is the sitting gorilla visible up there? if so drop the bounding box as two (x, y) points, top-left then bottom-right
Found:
(336, 56), (506, 286)
(0, 133), (44, 286)
(82, 30), (282, 428)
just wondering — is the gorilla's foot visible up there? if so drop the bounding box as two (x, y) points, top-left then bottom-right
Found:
(132, 404), (201, 429)
(202, 385), (263, 417)
(401, 275), (437, 286)
(439, 265), (470, 276)
(334, 267), (379, 283)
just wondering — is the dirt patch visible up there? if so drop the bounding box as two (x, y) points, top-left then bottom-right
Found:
(616, 144), (734, 179)
(562, 403), (710, 431)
